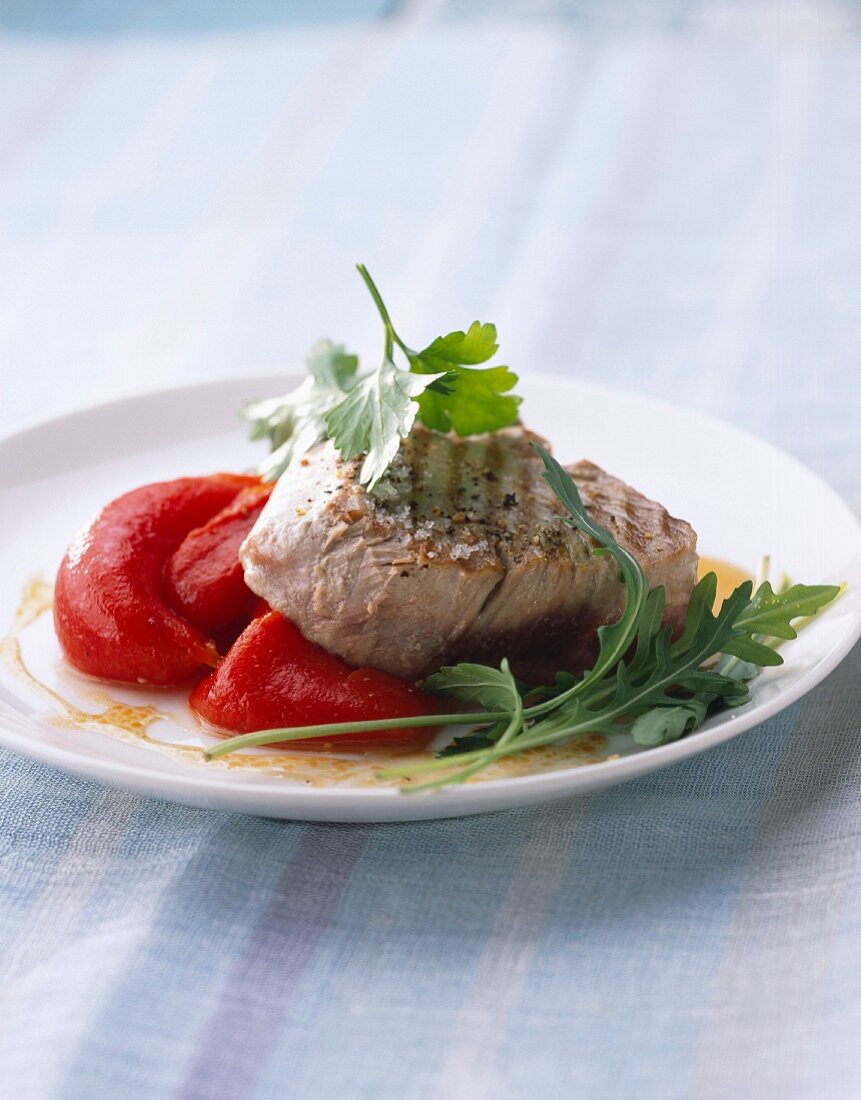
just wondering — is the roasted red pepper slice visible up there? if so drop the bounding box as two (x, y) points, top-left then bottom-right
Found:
(54, 474), (257, 685)
(164, 483), (272, 633)
(190, 611), (436, 751)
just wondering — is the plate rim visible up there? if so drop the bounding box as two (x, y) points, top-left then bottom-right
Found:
(1, 371), (859, 811)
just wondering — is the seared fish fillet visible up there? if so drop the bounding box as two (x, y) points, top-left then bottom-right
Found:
(240, 426), (698, 683)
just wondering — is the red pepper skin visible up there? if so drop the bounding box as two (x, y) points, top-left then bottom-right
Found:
(190, 611), (436, 751)
(164, 483), (272, 633)
(54, 475), (257, 685)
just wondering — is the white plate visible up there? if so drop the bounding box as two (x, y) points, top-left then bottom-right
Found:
(1, 374), (859, 821)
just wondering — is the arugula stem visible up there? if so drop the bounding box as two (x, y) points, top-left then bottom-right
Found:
(456, 444), (646, 726)
(203, 709), (512, 759)
(205, 571), (839, 773)
(383, 679), (696, 782)
(378, 723), (598, 780)
(494, 660), (525, 749)
(203, 682), (626, 763)
(385, 577), (842, 786)
(413, 660), (526, 791)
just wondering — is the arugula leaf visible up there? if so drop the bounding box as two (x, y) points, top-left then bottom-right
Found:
(409, 659), (525, 790)
(522, 588), (754, 749)
(423, 661), (522, 712)
(242, 339), (358, 481)
(435, 731), (498, 758)
(421, 571), (837, 765)
(325, 358), (444, 489)
(735, 581), (841, 640)
(629, 587), (667, 675)
(531, 444), (648, 708)
(670, 572), (718, 655)
(382, 489), (838, 783)
(630, 702), (707, 747)
(714, 651), (761, 684)
(719, 635), (784, 667)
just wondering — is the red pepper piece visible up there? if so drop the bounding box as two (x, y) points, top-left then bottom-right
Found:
(190, 611), (436, 751)
(164, 483), (273, 633)
(54, 474), (257, 685)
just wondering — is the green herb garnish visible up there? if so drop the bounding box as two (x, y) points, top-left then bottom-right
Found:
(242, 265), (521, 489)
(242, 340), (359, 482)
(205, 447), (841, 788)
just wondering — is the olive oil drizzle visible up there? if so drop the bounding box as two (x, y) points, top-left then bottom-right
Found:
(697, 557), (754, 604)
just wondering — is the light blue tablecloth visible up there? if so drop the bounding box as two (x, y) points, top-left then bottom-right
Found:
(1, 3), (860, 1097)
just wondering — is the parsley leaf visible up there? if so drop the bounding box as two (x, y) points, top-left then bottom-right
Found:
(415, 321), (499, 368)
(305, 338), (359, 390)
(241, 339), (358, 481)
(415, 363), (521, 435)
(407, 323), (521, 434)
(358, 264), (522, 438)
(325, 358), (444, 489)
(244, 265), (524, 488)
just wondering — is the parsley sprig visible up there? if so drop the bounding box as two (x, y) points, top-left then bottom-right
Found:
(205, 447), (841, 788)
(242, 265), (521, 489)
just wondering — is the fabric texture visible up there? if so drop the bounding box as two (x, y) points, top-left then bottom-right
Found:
(1, 2), (860, 1097)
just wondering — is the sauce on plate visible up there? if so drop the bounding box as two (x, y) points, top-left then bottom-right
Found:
(697, 556), (753, 604)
